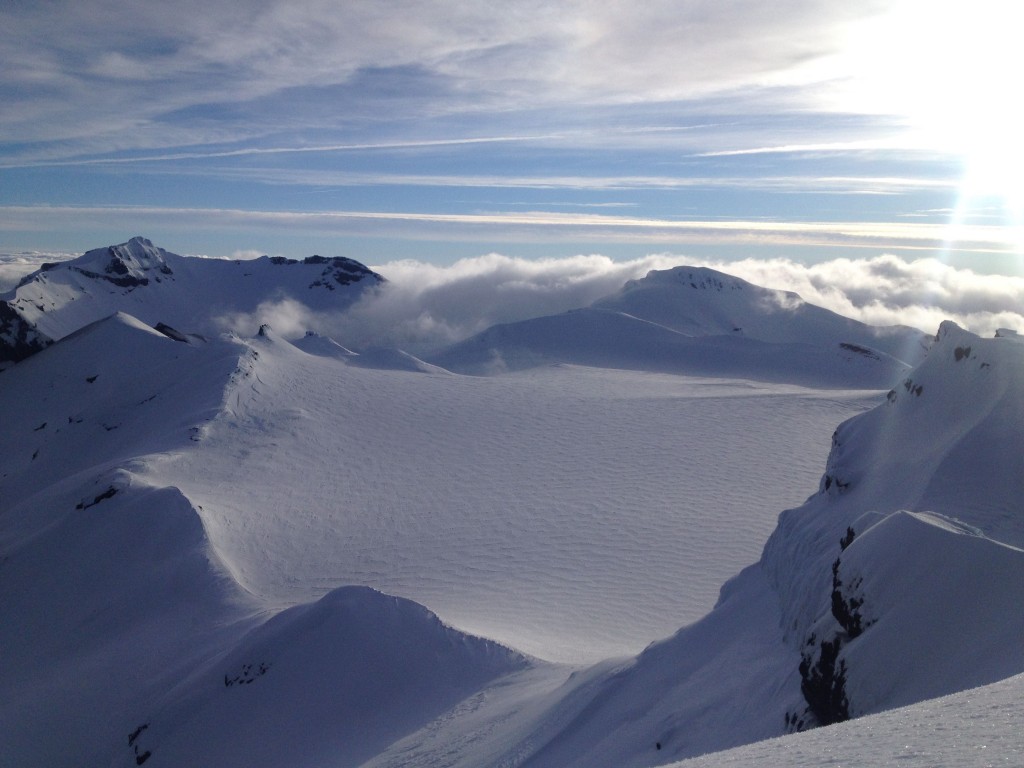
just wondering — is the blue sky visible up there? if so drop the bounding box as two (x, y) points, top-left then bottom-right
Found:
(1, 0), (1021, 274)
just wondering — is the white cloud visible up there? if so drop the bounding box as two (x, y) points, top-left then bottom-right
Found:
(216, 297), (319, 340)
(0, 0), (891, 156)
(266, 252), (1024, 355)
(682, 254), (1024, 338)
(0, 251), (76, 293)
(4, 246), (1020, 351)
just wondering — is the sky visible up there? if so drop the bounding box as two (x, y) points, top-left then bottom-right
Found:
(1, 0), (1022, 277)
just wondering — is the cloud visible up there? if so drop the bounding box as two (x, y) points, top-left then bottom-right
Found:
(681, 254), (1024, 338)
(333, 253), (684, 353)
(5, 246), (1020, 351)
(224, 252), (1023, 355)
(2, 205), (1015, 254)
(210, 253), (680, 354)
(0, 0), (892, 157)
(0, 250), (76, 293)
(216, 297), (320, 340)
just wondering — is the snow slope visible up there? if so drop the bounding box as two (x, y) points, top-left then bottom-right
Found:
(431, 266), (929, 388)
(0, 314), (527, 768)
(3, 240), (1021, 767)
(673, 672), (1024, 768)
(367, 321), (1024, 766)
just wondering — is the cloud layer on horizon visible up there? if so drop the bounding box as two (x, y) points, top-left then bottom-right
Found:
(5, 248), (1020, 353)
(213, 252), (1024, 354)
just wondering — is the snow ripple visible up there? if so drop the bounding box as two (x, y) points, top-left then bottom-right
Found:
(163, 345), (876, 663)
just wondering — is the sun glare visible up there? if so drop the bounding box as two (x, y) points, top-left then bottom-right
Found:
(835, 1), (1024, 248)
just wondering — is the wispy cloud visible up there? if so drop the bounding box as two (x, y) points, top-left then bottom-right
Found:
(0, 1), (892, 155)
(1, 205), (1017, 255)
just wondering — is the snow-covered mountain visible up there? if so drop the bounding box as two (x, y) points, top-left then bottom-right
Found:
(2, 238), (1022, 767)
(0, 236), (383, 368)
(430, 266), (931, 388)
(459, 320), (1024, 766)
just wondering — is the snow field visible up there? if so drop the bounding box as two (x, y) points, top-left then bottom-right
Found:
(154, 332), (877, 662)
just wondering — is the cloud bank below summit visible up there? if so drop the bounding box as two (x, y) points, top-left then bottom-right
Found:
(211, 252), (1024, 354)
(3, 247), (1019, 353)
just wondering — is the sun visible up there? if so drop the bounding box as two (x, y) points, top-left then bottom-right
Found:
(832, 0), (1024, 242)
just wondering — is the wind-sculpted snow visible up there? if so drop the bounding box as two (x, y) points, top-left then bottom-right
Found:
(160, 326), (869, 662)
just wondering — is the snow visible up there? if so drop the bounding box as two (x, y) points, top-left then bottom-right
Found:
(155, 331), (873, 662)
(672, 673), (1024, 768)
(2, 238), (1022, 768)
(0, 236), (383, 347)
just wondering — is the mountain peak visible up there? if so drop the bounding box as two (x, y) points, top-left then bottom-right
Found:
(629, 265), (750, 293)
(70, 236), (175, 289)
(0, 238), (384, 367)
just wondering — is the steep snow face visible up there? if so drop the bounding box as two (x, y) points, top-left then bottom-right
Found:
(757, 321), (1024, 727)
(0, 236), (383, 359)
(430, 266), (928, 388)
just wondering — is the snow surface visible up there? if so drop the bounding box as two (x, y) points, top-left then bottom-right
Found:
(672, 672), (1024, 768)
(2, 239), (1022, 768)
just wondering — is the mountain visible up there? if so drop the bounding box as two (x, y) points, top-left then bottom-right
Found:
(0, 311), (527, 768)
(2, 239), (1021, 766)
(430, 266), (930, 388)
(462, 320), (1023, 766)
(0, 236), (383, 368)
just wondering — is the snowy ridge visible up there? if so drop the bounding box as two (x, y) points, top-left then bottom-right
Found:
(758, 321), (1024, 729)
(764, 320), (1024, 644)
(2, 239), (1022, 766)
(430, 266), (928, 388)
(0, 311), (527, 768)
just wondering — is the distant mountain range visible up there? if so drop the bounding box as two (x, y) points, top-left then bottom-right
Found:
(3, 238), (932, 388)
